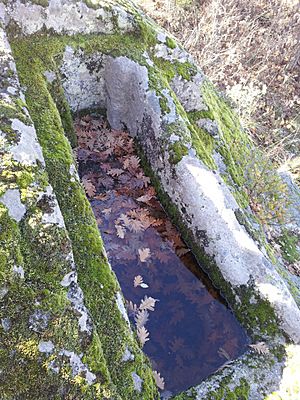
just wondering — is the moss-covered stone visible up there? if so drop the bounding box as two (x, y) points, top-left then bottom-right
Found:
(10, 36), (159, 399)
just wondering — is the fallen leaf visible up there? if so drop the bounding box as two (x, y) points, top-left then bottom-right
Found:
(134, 275), (149, 288)
(249, 342), (269, 355)
(176, 247), (190, 257)
(134, 275), (143, 287)
(136, 194), (153, 203)
(153, 370), (165, 390)
(107, 168), (124, 177)
(94, 193), (108, 201)
(126, 300), (138, 317)
(137, 326), (150, 347)
(123, 155), (140, 171)
(218, 347), (231, 361)
(138, 248), (151, 263)
(102, 208), (112, 216)
(139, 295), (158, 312)
(115, 224), (126, 239)
(135, 309), (149, 328)
(82, 177), (96, 197)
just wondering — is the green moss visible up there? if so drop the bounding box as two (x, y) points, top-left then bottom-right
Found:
(206, 377), (250, 400)
(0, 101), (31, 127)
(168, 141), (188, 164)
(277, 229), (300, 264)
(159, 95), (171, 114)
(0, 205), (23, 270)
(172, 377), (250, 400)
(165, 36), (177, 49)
(31, 0), (49, 6)
(201, 82), (251, 196)
(47, 76), (77, 147)
(153, 55), (197, 82)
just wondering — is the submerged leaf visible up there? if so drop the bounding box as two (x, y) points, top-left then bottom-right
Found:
(82, 177), (96, 197)
(138, 248), (151, 262)
(126, 300), (138, 317)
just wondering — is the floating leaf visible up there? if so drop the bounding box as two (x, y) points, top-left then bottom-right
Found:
(139, 295), (158, 312)
(138, 248), (151, 263)
(135, 309), (149, 328)
(134, 275), (143, 287)
(153, 370), (165, 390)
(134, 275), (149, 289)
(249, 342), (269, 355)
(137, 326), (150, 347)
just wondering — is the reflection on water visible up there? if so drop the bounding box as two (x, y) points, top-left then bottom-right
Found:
(75, 116), (249, 394)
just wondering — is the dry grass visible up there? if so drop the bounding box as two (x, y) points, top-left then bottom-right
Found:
(136, 0), (300, 181)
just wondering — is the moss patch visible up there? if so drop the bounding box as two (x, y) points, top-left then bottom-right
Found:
(277, 229), (300, 264)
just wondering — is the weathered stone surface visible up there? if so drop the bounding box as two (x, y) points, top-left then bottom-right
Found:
(1, 0), (300, 398)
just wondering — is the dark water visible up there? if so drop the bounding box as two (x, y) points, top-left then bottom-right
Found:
(75, 116), (249, 395)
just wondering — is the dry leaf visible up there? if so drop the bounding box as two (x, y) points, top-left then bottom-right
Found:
(94, 193), (108, 201)
(107, 168), (124, 177)
(176, 247), (190, 257)
(102, 208), (112, 216)
(126, 300), (138, 317)
(138, 248), (151, 263)
(129, 219), (145, 233)
(134, 275), (149, 288)
(139, 295), (158, 312)
(169, 337), (185, 352)
(134, 275), (143, 287)
(136, 194), (153, 203)
(153, 371), (165, 390)
(137, 326), (150, 347)
(82, 177), (96, 197)
(135, 309), (149, 328)
(218, 347), (231, 361)
(115, 224), (126, 239)
(123, 155), (140, 170)
(249, 342), (269, 355)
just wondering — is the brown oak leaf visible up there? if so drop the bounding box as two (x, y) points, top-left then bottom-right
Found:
(153, 371), (165, 390)
(138, 248), (151, 262)
(137, 326), (150, 347)
(82, 177), (96, 197)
